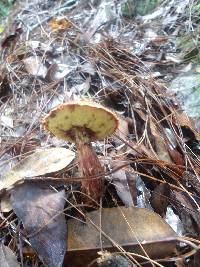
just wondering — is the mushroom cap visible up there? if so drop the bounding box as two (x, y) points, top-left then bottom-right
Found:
(43, 100), (119, 142)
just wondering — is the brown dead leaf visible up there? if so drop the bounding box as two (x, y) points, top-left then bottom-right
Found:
(45, 63), (58, 82)
(167, 146), (184, 166)
(174, 112), (195, 129)
(150, 119), (184, 165)
(11, 182), (67, 267)
(150, 183), (171, 216)
(171, 190), (200, 234)
(66, 207), (177, 266)
(6, 54), (18, 63)
(49, 18), (72, 31)
(173, 111), (200, 140)
(154, 136), (172, 163)
(1, 28), (22, 49)
(149, 119), (173, 163)
(0, 244), (19, 267)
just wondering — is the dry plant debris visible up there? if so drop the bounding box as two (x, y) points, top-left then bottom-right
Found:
(1, 0), (200, 266)
(67, 206), (177, 266)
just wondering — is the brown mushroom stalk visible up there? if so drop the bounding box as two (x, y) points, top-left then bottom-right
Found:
(43, 100), (118, 205)
(77, 140), (103, 203)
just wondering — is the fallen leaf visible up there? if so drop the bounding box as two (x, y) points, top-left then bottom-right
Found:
(167, 146), (184, 166)
(27, 40), (52, 52)
(154, 136), (172, 163)
(149, 120), (173, 163)
(79, 62), (95, 76)
(173, 111), (195, 129)
(0, 72), (11, 100)
(115, 118), (129, 140)
(112, 118), (136, 206)
(111, 161), (136, 206)
(49, 18), (72, 31)
(0, 147), (75, 190)
(70, 77), (91, 95)
(0, 194), (12, 212)
(84, 3), (116, 42)
(6, 54), (18, 63)
(23, 56), (47, 78)
(163, 128), (184, 165)
(173, 111), (200, 140)
(66, 207), (177, 266)
(11, 182), (67, 267)
(0, 244), (20, 267)
(45, 63), (58, 82)
(171, 190), (200, 234)
(1, 28), (22, 49)
(150, 183), (171, 216)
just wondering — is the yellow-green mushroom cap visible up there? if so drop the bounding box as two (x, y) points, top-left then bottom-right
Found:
(43, 100), (119, 143)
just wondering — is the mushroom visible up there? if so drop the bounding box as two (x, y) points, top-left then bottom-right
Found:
(43, 100), (118, 205)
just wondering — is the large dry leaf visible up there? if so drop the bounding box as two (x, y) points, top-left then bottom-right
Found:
(0, 244), (20, 267)
(66, 207), (177, 266)
(0, 147), (75, 191)
(11, 183), (67, 267)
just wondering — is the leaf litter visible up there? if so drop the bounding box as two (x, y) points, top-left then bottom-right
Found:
(11, 183), (67, 267)
(1, 0), (200, 266)
(0, 244), (20, 267)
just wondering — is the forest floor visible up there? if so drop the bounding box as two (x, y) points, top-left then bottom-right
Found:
(0, 0), (200, 267)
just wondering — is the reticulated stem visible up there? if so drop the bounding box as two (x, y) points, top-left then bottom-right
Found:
(75, 129), (103, 205)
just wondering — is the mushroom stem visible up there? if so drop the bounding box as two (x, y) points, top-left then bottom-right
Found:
(76, 139), (103, 205)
